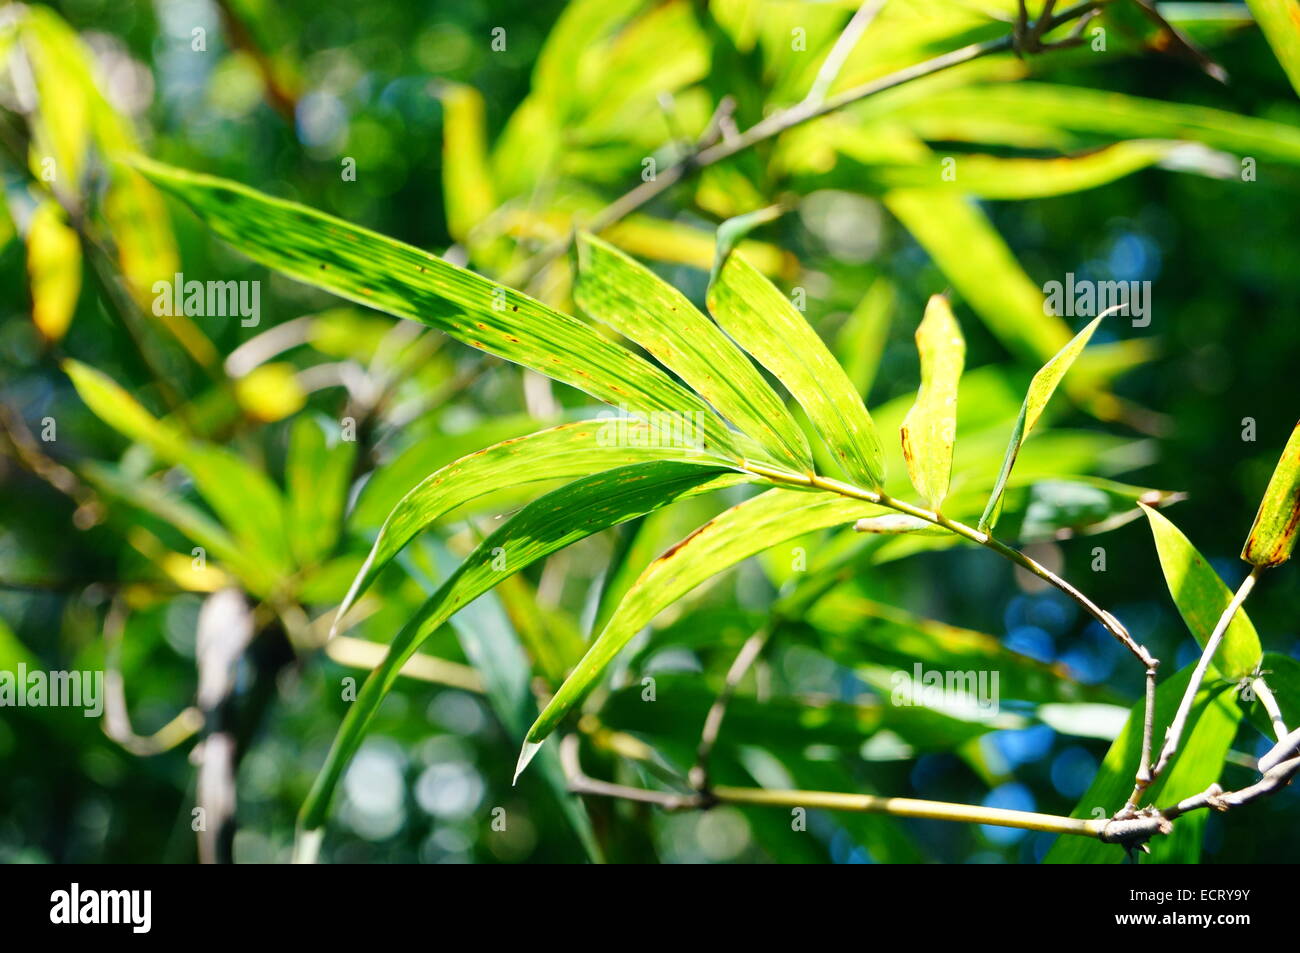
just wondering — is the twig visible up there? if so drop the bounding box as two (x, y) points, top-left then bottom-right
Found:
(1253, 674), (1289, 741)
(804, 0), (887, 105)
(689, 624), (774, 791)
(510, 1), (1101, 284)
(1146, 567), (1262, 786)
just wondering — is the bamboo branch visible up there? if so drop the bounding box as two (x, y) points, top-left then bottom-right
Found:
(509, 1), (1101, 284)
(1147, 567), (1261, 784)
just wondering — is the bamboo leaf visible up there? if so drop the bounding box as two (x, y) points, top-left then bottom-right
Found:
(299, 461), (744, 832)
(64, 360), (292, 575)
(1241, 420), (1300, 568)
(576, 233), (812, 474)
(26, 201), (82, 343)
(334, 419), (735, 634)
(1044, 663), (1241, 864)
(885, 189), (1074, 366)
(1141, 503), (1264, 679)
(900, 294), (964, 510)
(437, 82), (496, 244)
(131, 158), (743, 461)
(287, 416), (356, 569)
(1245, 0), (1300, 97)
(978, 315), (1105, 532)
(519, 486), (889, 775)
(707, 251), (887, 489)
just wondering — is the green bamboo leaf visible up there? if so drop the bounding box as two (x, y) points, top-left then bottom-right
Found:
(575, 233), (812, 473)
(287, 416), (356, 569)
(879, 82), (1300, 165)
(1141, 503), (1263, 679)
(1044, 663), (1241, 864)
(518, 486), (889, 776)
(884, 189), (1074, 366)
(1241, 420), (1300, 568)
(82, 462), (277, 593)
(1245, 0), (1300, 96)
(901, 294), (964, 510)
(403, 540), (601, 862)
(835, 278), (895, 399)
(131, 158), (742, 461)
(334, 419), (733, 634)
(978, 315), (1105, 532)
(707, 252), (887, 489)
(299, 461), (743, 833)
(64, 360), (292, 575)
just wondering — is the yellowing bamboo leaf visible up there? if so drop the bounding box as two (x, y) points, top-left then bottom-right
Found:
(26, 201), (81, 342)
(901, 294), (964, 509)
(708, 251), (887, 488)
(1245, 0), (1300, 96)
(438, 82), (496, 244)
(1241, 420), (1300, 567)
(978, 314), (1106, 532)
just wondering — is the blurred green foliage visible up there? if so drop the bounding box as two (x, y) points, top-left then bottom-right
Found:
(1, 0), (1298, 863)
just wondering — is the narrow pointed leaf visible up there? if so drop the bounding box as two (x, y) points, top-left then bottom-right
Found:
(576, 233), (812, 474)
(978, 315), (1105, 531)
(334, 419), (733, 633)
(64, 360), (292, 574)
(707, 251), (886, 488)
(901, 294), (964, 509)
(1244, 0), (1300, 96)
(1141, 503), (1263, 679)
(299, 461), (743, 831)
(132, 158), (742, 461)
(520, 486), (888, 768)
(1241, 420), (1300, 568)
(287, 416), (356, 569)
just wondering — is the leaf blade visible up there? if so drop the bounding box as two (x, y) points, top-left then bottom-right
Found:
(1141, 503), (1264, 679)
(978, 315), (1105, 532)
(1241, 420), (1300, 568)
(900, 294), (965, 509)
(707, 252), (887, 488)
(576, 232), (812, 473)
(132, 158), (743, 461)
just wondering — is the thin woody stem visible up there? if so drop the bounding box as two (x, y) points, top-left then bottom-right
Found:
(1147, 566), (1262, 786)
(689, 624), (775, 791)
(740, 461), (1162, 813)
(509, 1), (1101, 284)
(1254, 675), (1289, 741)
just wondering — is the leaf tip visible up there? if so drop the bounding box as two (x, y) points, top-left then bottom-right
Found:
(513, 738), (543, 785)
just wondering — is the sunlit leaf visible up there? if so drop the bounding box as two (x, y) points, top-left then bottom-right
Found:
(978, 315), (1105, 531)
(133, 159), (745, 462)
(64, 360), (292, 575)
(577, 233), (812, 473)
(335, 418), (738, 634)
(708, 251), (887, 488)
(1246, 0), (1300, 96)
(26, 201), (81, 343)
(1241, 420), (1300, 568)
(900, 294), (964, 509)
(520, 486), (890, 773)
(1141, 503), (1263, 679)
(299, 461), (744, 832)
